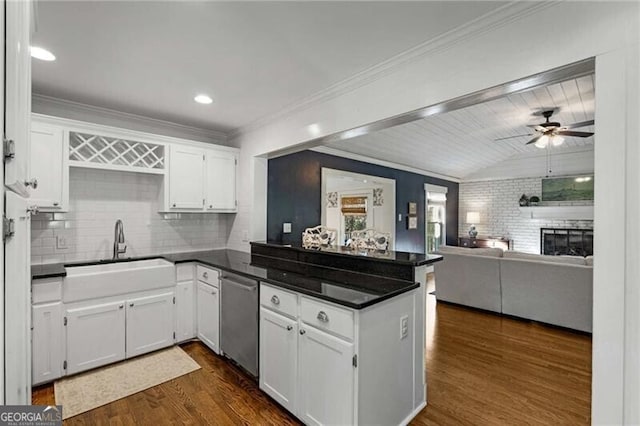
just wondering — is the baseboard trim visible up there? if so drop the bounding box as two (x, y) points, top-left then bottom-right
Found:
(400, 400), (427, 426)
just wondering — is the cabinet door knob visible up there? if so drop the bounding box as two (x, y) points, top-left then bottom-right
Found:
(129, 303), (134, 307)
(286, 325), (293, 331)
(317, 311), (329, 323)
(119, 304), (124, 309)
(212, 290), (217, 295)
(202, 271), (208, 279)
(53, 201), (59, 206)
(209, 205), (213, 209)
(172, 203), (176, 207)
(299, 329), (306, 335)
(271, 295), (280, 305)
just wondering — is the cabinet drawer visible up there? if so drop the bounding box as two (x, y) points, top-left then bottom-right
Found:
(176, 263), (194, 282)
(196, 265), (219, 287)
(32, 278), (62, 304)
(260, 283), (297, 318)
(300, 297), (354, 340)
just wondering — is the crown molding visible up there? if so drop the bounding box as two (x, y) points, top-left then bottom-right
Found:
(231, 1), (556, 139)
(32, 93), (229, 143)
(310, 146), (461, 183)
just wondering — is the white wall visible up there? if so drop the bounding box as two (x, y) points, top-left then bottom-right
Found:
(459, 177), (593, 253)
(229, 2), (639, 423)
(30, 168), (229, 264)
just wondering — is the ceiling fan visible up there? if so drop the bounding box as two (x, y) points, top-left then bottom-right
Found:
(495, 109), (594, 149)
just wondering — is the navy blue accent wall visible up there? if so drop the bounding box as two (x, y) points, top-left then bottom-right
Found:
(267, 150), (458, 253)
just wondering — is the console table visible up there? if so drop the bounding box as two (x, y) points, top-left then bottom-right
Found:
(458, 236), (512, 251)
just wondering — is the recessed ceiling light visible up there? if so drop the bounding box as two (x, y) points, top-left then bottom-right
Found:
(30, 46), (56, 61)
(194, 94), (213, 104)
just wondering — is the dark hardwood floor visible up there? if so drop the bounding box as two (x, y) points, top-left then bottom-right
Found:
(33, 288), (591, 425)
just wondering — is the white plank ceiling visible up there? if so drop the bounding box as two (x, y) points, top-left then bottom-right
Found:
(323, 74), (595, 181)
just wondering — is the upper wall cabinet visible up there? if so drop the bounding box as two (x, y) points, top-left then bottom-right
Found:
(162, 145), (238, 213)
(30, 121), (69, 211)
(29, 114), (238, 214)
(5, 1), (34, 197)
(205, 150), (237, 211)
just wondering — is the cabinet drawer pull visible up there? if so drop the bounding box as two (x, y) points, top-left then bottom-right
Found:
(317, 311), (329, 323)
(202, 271), (209, 279)
(271, 295), (280, 305)
(299, 329), (306, 335)
(286, 325), (293, 331)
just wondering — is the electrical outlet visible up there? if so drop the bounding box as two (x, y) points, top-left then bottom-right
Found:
(400, 315), (408, 339)
(56, 235), (68, 250)
(283, 223), (292, 233)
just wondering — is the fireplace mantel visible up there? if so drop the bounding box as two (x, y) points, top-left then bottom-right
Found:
(518, 205), (594, 220)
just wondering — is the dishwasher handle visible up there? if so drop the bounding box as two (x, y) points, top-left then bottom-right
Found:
(221, 277), (257, 292)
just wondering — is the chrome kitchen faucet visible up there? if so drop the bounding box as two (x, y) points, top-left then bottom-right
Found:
(113, 219), (127, 260)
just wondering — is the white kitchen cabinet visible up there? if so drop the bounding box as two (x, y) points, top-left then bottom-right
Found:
(205, 150), (237, 211)
(168, 145), (205, 209)
(197, 281), (220, 353)
(259, 282), (423, 426)
(175, 281), (196, 342)
(29, 121), (69, 211)
(298, 325), (355, 426)
(32, 302), (63, 385)
(65, 300), (126, 375)
(4, 0), (33, 196)
(163, 144), (238, 213)
(259, 307), (298, 414)
(125, 292), (175, 358)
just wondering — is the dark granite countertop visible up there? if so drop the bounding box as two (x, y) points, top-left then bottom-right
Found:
(31, 249), (420, 309)
(251, 241), (443, 267)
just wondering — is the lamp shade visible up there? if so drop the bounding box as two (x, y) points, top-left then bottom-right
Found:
(466, 211), (480, 224)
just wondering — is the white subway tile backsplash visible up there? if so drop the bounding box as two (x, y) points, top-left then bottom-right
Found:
(31, 168), (230, 264)
(459, 177), (593, 254)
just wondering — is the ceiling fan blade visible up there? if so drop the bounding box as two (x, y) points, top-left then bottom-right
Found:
(525, 135), (543, 145)
(557, 130), (594, 138)
(564, 119), (594, 129)
(494, 134), (533, 141)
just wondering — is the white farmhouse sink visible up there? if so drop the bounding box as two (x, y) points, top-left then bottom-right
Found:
(64, 258), (175, 302)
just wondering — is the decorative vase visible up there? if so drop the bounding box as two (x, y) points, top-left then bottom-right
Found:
(519, 194), (529, 207)
(468, 225), (478, 238)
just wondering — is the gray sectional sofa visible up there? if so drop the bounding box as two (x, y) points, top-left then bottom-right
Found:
(434, 246), (593, 332)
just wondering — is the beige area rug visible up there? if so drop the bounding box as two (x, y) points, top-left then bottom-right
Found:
(54, 346), (201, 419)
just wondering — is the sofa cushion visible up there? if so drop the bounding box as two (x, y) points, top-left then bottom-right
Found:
(438, 246), (504, 258)
(503, 251), (586, 265)
(585, 256), (593, 266)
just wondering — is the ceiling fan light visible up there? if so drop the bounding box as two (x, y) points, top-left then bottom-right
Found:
(535, 135), (549, 149)
(551, 135), (565, 147)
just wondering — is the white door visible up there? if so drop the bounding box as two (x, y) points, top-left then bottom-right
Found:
(125, 292), (175, 358)
(29, 122), (68, 210)
(196, 282), (219, 353)
(169, 145), (204, 209)
(259, 308), (297, 413)
(298, 325), (355, 426)
(176, 281), (196, 342)
(5, 0), (32, 196)
(205, 150), (236, 211)
(65, 301), (126, 375)
(32, 302), (63, 385)
(4, 192), (32, 403)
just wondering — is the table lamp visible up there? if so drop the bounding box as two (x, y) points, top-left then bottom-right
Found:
(466, 211), (480, 238)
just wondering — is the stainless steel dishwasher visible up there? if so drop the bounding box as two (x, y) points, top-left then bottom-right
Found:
(220, 271), (259, 377)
